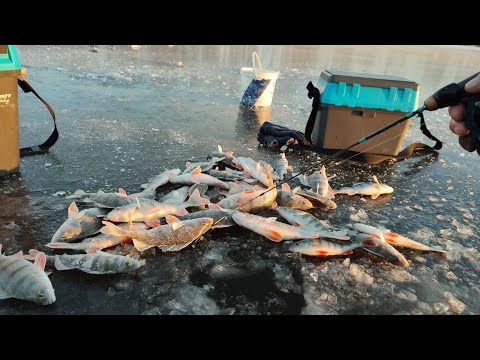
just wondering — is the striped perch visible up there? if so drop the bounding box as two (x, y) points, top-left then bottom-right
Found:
(0, 245), (56, 305)
(28, 249), (144, 275)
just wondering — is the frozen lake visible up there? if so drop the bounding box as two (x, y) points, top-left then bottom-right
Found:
(0, 45), (479, 314)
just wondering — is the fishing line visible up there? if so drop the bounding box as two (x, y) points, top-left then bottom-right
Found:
(208, 114), (423, 229)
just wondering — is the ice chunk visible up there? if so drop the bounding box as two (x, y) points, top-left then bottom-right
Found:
(395, 290), (417, 302)
(349, 209), (369, 222)
(451, 219), (475, 236)
(408, 228), (436, 243)
(349, 264), (374, 286)
(166, 285), (220, 315)
(432, 303), (449, 315)
(445, 292), (465, 314)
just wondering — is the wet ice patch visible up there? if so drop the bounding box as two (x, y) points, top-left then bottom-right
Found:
(349, 208), (368, 222)
(445, 292), (466, 314)
(348, 264), (374, 286)
(451, 219), (475, 236)
(407, 228), (436, 243)
(165, 285), (220, 315)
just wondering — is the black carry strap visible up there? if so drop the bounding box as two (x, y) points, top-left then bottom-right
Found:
(305, 81), (320, 144)
(17, 79), (58, 157)
(418, 111), (442, 150)
(305, 81), (443, 164)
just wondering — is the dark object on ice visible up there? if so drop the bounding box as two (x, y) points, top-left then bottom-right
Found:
(257, 122), (312, 149)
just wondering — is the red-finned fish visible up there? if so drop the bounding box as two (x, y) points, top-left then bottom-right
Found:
(206, 168), (257, 183)
(182, 161), (217, 174)
(101, 216), (214, 252)
(275, 183), (313, 210)
(217, 183), (277, 214)
(353, 233), (409, 267)
(207, 145), (243, 170)
(288, 237), (377, 257)
(51, 203), (109, 243)
(170, 167), (230, 189)
(179, 203), (235, 228)
(334, 175), (394, 199)
(237, 157), (275, 187)
(132, 168), (182, 198)
(158, 186), (190, 204)
(105, 189), (209, 226)
(352, 223), (447, 254)
(46, 222), (149, 253)
(275, 207), (349, 240)
(295, 189), (337, 210)
(231, 212), (321, 242)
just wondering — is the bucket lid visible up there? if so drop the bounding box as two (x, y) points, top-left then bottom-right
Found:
(0, 45), (21, 71)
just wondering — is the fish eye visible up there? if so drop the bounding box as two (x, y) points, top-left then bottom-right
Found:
(37, 290), (44, 299)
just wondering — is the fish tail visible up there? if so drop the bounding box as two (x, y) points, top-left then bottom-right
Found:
(100, 221), (129, 237)
(65, 189), (87, 199)
(183, 189), (209, 208)
(429, 246), (448, 255)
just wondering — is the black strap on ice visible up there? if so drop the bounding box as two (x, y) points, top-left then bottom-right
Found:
(305, 81), (442, 164)
(18, 79), (58, 157)
(418, 111), (442, 150)
(305, 81), (320, 145)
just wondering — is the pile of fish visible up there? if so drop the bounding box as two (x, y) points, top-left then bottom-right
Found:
(0, 145), (447, 305)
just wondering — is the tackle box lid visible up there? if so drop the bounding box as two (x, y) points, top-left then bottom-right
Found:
(317, 69), (420, 112)
(0, 45), (21, 72)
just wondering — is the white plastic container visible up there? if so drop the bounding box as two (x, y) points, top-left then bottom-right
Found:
(240, 52), (278, 107)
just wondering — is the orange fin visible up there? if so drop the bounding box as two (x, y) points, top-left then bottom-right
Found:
(266, 230), (282, 242)
(120, 238), (133, 245)
(144, 218), (160, 228)
(173, 207), (189, 216)
(340, 250), (353, 255)
(314, 250), (329, 256)
(165, 215), (180, 224)
(68, 202), (79, 218)
(191, 167), (202, 175)
(118, 188), (127, 197)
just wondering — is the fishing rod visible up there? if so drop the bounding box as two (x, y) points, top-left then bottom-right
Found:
(208, 72), (480, 228)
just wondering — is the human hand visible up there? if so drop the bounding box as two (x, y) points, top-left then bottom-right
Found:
(448, 73), (480, 155)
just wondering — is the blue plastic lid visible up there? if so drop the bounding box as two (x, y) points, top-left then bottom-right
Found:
(318, 70), (419, 113)
(0, 45), (21, 71)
